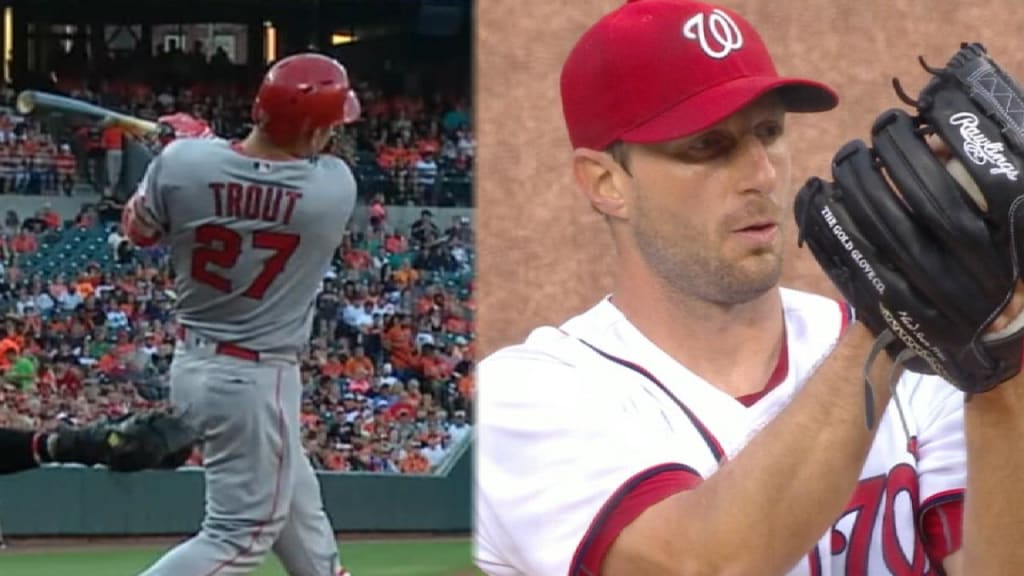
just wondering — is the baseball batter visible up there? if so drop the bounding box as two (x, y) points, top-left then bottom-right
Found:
(474, 1), (1024, 575)
(123, 53), (360, 576)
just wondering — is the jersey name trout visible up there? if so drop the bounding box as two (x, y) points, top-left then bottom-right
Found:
(209, 181), (303, 225)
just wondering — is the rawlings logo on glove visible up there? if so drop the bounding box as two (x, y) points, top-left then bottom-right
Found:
(950, 112), (1020, 179)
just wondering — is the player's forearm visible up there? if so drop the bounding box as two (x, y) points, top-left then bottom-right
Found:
(122, 193), (162, 247)
(671, 324), (890, 575)
(959, 377), (1024, 574)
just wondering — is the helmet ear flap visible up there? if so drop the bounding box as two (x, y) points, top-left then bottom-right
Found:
(343, 89), (361, 124)
(250, 99), (261, 126)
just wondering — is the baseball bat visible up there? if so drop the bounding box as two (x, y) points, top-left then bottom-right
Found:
(15, 90), (161, 137)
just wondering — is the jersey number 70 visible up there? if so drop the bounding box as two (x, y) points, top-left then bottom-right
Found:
(191, 223), (300, 299)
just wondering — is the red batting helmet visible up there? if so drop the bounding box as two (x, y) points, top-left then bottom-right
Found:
(251, 53), (361, 147)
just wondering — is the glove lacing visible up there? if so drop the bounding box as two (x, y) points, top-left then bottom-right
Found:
(862, 330), (914, 452)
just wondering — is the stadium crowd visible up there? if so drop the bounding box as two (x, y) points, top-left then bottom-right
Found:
(0, 199), (476, 474)
(0, 61), (474, 206)
(0, 55), (476, 475)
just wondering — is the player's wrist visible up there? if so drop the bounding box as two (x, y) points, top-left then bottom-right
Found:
(966, 379), (1024, 414)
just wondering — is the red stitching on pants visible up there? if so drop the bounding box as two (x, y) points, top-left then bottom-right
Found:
(204, 366), (286, 575)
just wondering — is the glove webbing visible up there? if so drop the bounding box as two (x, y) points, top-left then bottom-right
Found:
(962, 58), (1024, 153)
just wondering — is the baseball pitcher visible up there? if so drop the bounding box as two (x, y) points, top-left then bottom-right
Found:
(474, 1), (1024, 575)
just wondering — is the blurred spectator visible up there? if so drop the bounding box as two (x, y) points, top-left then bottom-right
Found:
(411, 209), (440, 248)
(3, 346), (37, 389)
(414, 152), (438, 204)
(368, 193), (388, 232)
(56, 145), (77, 196)
(11, 229), (37, 254)
(101, 125), (124, 196)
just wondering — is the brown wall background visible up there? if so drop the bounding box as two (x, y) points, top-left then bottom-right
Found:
(475, 0), (1024, 358)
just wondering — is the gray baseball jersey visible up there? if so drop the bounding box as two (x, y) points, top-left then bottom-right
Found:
(137, 138), (356, 352)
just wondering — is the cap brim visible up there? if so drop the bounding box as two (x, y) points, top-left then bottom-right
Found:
(620, 76), (838, 144)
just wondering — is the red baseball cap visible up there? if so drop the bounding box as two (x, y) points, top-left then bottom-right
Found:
(560, 0), (838, 150)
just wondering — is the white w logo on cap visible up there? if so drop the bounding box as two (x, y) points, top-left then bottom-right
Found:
(682, 9), (743, 59)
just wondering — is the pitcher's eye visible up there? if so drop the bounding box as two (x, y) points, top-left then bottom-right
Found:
(755, 121), (784, 143)
(685, 133), (732, 159)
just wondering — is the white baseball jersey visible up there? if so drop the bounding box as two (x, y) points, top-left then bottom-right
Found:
(474, 288), (965, 576)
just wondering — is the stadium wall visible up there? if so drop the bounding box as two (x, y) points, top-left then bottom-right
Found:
(2, 194), (475, 232)
(0, 439), (472, 536)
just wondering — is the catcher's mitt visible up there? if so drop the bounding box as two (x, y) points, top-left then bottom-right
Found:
(795, 43), (1024, 422)
(50, 409), (199, 472)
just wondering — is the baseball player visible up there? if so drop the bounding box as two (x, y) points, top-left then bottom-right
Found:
(123, 53), (360, 576)
(0, 410), (196, 475)
(474, 1), (1024, 575)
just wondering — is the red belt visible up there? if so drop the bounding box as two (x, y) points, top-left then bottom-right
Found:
(215, 342), (261, 362)
(176, 326), (264, 362)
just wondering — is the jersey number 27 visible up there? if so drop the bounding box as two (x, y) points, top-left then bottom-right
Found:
(191, 224), (300, 299)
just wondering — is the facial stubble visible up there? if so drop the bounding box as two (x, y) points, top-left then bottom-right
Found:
(632, 195), (784, 306)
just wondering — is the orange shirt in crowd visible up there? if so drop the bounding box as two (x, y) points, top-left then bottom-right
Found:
(11, 233), (37, 254)
(445, 316), (468, 334)
(458, 373), (475, 399)
(102, 126), (124, 151)
(377, 149), (398, 170)
(392, 267), (419, 289)
(0, 338), (19, 370)
(400, 450), (430, 474)
(324, 451), (346, 471)
(385, 325), (414, 370)
(320, 359), (345, 379)
(417, 138), (440, 155)
(41, 210), (60, 229)
(344, 355), (374, 378)
(301, 411), (320, 429)
(96, 353), (118, 374)
(114, 341), (135, 358)
(343, 249), (371, 270)
(75, 282), (94, 299)
(384, 234), (406, 254)
(421, 355), (450, 382)
(47, 317), (67, 334)
(415, 296), (436, 316)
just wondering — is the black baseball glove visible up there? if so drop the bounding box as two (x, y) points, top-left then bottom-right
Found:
(795, 43), (1024, 417)
(49, 409), (199, 472)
